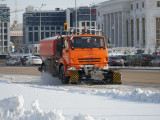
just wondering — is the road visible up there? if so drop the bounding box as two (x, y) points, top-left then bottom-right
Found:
(0, 66), (160, 89)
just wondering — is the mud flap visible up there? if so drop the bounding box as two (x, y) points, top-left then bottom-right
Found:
(69, 71), (79, 84)
(113, 71), (121, 84)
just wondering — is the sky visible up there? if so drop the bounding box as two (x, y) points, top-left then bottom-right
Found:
(1, 0), (106, 24)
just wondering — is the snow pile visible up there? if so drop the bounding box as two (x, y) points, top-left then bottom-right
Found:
(73, 113), (95, 120)
(0, 95), (24, 119)
(90, 88), (160, 103)
(0, 96), (94, 120)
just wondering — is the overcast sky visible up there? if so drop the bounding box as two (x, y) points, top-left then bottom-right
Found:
(1, 0), (106, 24)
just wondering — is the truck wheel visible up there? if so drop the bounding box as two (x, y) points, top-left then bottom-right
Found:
(60, 66), (69, 84)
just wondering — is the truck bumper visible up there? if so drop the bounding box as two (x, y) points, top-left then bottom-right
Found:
(69, 69), (121, 84)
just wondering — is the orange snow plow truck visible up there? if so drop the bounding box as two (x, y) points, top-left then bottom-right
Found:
(39, 34), (121, 84)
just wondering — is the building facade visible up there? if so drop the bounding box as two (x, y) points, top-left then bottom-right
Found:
(23, 6), (69, 53)
(0, 4), (10, 54)
(72, 6), (97, 35)
(97, 0), (160, 50)
(10, 23), (23, 53)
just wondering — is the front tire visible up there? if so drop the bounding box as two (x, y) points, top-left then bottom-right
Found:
(59, 66), (69, 84)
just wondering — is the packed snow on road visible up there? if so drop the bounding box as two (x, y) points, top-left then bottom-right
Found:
(0, 72), (160, 120)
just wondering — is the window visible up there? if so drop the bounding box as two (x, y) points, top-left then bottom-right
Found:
(82, 22), (85, 26)
(34, 32), (38, 41)
(131, 19), (134, 47)
(45, 32), (50, 38)
(4, 41), (7, 46)
(142, 2), (144, 8)
(156, 17), (160, 47)
(92, 22), (95, 26)
(142, 18), (145, 48)
(51, 27), (55, 30)
(131, 4), (133, 10)
(56, 27), (60, 30)
(41, 27), (44, 30)
(29, 32), (33, 42)
(4, 23), (7, 27)
(4, 35), (7, 39)
(87, 22), (90, 26)
(126, 20), (129, 47)
(64, 39), (68, 48)
(4, 29), (7, 33)
(29, 27), (33, 31)
(157, 1), (160, 7)
(34, 27), (38, 30)
(45, 27), (49, 30)
(137, 19), (139, 44)
(136, 3), (138, 9)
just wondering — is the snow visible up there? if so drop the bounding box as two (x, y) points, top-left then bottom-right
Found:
(0, 73), (160, 120)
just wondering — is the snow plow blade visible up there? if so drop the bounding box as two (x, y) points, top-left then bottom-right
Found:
(69, 70), (122, 84)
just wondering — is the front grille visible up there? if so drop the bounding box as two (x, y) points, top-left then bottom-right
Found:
(78, 58), (101, 63)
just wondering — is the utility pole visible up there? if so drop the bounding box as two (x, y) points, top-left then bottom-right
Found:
(39, 4), (46, 41)
(89, 4), (91, 34)
(75, 0), (77, 35)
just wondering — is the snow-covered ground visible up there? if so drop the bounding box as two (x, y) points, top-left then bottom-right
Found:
(0, 72), (160, 120)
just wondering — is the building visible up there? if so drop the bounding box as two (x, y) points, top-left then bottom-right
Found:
(72, 6), (97, 35)
(23, 6), (69, 53)
(97, 0), (160, 50)
(0, 4), (10, 54)
(10, 23), (23, 53)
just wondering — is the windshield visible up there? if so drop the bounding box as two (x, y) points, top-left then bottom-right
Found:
(70, 37), (105, 48)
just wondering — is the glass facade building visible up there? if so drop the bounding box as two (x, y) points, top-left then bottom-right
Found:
(0, 4), (10, 54)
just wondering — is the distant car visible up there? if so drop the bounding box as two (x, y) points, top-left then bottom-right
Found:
(125, 54), (156, 66)
(109, 56), (124, 66)
(26, 56), (42, 66)
(6, 58), (17, 66)
(21, 57), (28, 65)
(150, 56), (160, 67)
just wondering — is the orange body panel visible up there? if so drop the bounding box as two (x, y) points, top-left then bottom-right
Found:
(40, 36), (59, 58)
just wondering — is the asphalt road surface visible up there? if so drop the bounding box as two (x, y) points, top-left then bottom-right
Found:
(0, 67), (160, 88)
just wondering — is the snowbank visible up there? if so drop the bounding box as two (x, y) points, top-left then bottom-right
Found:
(68, 88), (160, 103)
(0, 96), (94, 120)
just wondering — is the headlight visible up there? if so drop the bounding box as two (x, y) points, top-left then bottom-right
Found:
(67, 67), (77, 71)
(102, 66), (108, 70)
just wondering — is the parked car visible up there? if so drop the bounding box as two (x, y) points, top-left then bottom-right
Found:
(6, 58), (17, 66)
(26, 56), (42, 66)
(21, 57), (28, 65)
(109, 56), (124, 66)
(124, 55), (136, 66)
(0, 54), (10, 66)
(150, 56), (160, 67)
(138, 54), (156, 66)
(124, 54), (156, 66)
(119, 55), (131, 66)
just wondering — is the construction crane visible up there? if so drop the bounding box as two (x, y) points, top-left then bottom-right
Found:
(10, 0), (24, 29)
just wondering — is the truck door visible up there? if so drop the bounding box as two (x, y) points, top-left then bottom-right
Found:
(63, 38), (69, 65)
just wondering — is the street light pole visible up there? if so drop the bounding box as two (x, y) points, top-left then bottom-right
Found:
(75, 0), (77, 35)
(39, 4), (46, 41)
(90, 4), (91, 34)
